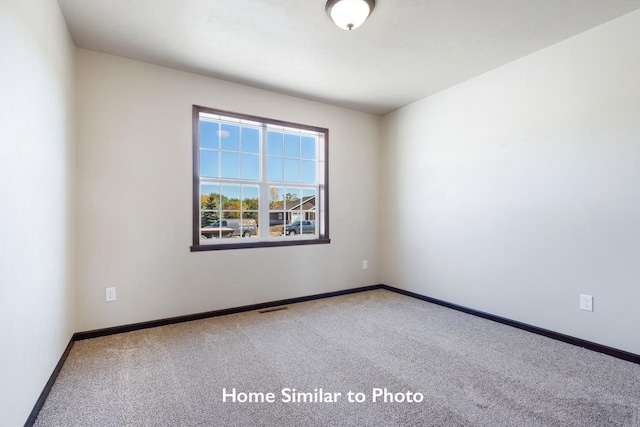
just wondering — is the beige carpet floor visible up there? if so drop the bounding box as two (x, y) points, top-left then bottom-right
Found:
(35, 289), (640, 426)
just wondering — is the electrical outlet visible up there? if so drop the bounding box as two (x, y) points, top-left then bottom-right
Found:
(580, 294), (593, 311)
(362, 260), (368, 270)
(106, 287), (116, 302)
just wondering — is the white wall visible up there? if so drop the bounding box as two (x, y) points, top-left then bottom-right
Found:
(0, 1), (75, 425)
(381, 10), (640, 355)
(75, 50), (380, 331)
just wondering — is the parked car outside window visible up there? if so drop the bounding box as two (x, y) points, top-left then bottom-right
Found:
(201, 219), (258, 239)
(285, 220), (315, 235)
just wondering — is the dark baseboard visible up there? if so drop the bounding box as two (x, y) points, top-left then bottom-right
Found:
(74, 284), (385, 341)
(72, 283), (640, 365)
(24, 338), (75, 427)
(27, 285), (383, 425)
(380, 284), (640, 365)
(26, 282), (639, 425)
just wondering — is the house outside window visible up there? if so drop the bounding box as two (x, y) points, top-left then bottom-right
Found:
(191, 106), (329, 251)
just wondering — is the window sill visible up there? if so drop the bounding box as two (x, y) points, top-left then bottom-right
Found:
(190, 238), (331, 252)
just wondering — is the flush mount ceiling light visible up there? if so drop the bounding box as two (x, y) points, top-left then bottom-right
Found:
(325, 0), (375, 31)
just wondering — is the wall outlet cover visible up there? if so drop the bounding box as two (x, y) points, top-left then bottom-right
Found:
(580, 294), (593, 311)
(106, 287), (117, 302)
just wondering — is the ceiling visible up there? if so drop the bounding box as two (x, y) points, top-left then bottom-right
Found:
(58, 0), (640, 115)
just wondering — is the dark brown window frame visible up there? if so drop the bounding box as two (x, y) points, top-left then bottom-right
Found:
(191, 105), (330, 251)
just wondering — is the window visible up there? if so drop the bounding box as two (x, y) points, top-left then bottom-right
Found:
(191, 106), (329, 251)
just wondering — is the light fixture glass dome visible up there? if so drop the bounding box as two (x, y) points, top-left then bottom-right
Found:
(326, 0), (375, 31)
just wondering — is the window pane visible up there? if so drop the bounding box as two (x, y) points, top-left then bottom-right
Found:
(243, 212), (259, 236)
(269, 186), (284, 210)
(221, 124), (240, 151)
(286, 218), (316, 236)
(285, 134), (300, 157)
(243, 211), (259, 221)
(221, 185), (241, 210)
(222, 211), (240, 220)
(285, 187), (302, 237)
(285, 187), (301, 202)
(201, 184), (222, 237)
(301, 160), (315, 184)
(305, 220), (317, 235)
(221, 152), (239, 179)
(302, 189), (317, 234)
(301, 136), (315, 159)
(269, 186), (285, 236)
(242, 128), (259, 153)
(284, 159), (300, 182)
(267, 157), (283, 182)
(239, 217), (258, 238)
(242, 186), (259, 211)
(219, 212), (240, 238)
(201, 214), (222, 240)
(302, 188), (316, 208)
(269, 221), (284, 237)
(285, 187), (302, 227)
(201, 184), (220, 211)
(200, 150), (218, 178)
(241, 154), (259, 180)
(199, 120), (219, 149)
(267, 132), (283, 156)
